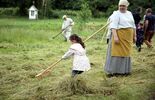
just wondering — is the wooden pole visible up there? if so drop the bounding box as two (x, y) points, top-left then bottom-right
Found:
(101, 26), (108, 43)
(83, 22), (110, 42)
(52, 25), (71, 39)
(35, 58), (62, 78)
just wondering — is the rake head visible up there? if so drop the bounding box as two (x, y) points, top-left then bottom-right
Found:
(35, 70), (50, 79)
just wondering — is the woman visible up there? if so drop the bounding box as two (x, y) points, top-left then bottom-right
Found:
(104, 0), (136, 77)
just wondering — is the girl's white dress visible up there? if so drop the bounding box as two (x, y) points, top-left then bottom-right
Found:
(62, 43), (91, 71)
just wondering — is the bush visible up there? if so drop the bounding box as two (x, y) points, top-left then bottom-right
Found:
(78, 1), (92, 22)
(0, 7), (19, 16)
(106, 5), (117, 17)
(48, 10), (60, 18)
(42, 9), (80, 19)
(91, 9), (105, 18)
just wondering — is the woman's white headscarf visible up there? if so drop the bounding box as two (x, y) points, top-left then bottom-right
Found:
(118, 0), (130, 6)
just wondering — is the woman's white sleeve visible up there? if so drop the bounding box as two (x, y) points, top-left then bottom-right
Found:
(110, 12), (119, 29)
(62, 49), (74, 59)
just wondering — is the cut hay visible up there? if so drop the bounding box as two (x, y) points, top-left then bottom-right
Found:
(49, 75), (115, 98)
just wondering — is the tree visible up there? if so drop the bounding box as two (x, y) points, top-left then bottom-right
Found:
(79, 0), (92, 22)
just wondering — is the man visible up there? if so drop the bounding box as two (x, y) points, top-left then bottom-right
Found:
(62, 15), (74, 41)
(144, 8), (155, 48)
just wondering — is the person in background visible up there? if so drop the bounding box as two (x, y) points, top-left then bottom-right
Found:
(62, 34), (91, 77)
(136, 22), (144, 52)
(62, 15), (74, 42)
(104, 0), (136, 77)
(132, 7), (142, 27)
(144, 8), (155, 48)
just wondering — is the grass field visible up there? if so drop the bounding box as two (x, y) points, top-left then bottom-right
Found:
(0, 17), (155, 100)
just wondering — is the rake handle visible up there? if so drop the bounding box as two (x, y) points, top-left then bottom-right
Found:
(52, 31), (64, 39)
(84, 22), (110, 42)
(101, 26), (108, 43)
(52, 25), (71, 39)
(35, 58), (62, 77)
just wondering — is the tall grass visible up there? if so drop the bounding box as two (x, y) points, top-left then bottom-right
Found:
(0, 18), (154, 100)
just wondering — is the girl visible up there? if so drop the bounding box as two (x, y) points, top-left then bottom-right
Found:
(136, 23), (144, 52)
(62, 34), (91, 77)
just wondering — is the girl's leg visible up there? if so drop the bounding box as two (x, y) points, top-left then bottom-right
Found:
(72, 70), (83, 77)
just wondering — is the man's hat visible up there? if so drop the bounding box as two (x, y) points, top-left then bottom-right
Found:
(62, 15), (67, 19)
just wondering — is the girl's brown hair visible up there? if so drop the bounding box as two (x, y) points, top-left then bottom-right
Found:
(69, 34), (85, 48)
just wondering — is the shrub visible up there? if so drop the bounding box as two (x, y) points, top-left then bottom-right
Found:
(0, 7), (19, 16)
(78, 1), (92, 22)
(106, 5), (117, 17)
(45, 9), (80, 19)
(91, 9), (105, 18)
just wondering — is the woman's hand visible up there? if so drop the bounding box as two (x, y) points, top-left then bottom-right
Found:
(112, 29), (119, 44)
(114, 35), (119, 44)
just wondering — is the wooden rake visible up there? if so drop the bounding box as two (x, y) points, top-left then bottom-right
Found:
(52, 25), (71, 39)
(35, 58), (62, 78)
(84, 22), (110, 42)
(35, 22), (110, 79)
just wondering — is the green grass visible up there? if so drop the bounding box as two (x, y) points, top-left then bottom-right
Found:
(0, 17), (155, 100)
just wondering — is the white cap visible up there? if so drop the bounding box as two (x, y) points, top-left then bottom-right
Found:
(62, 15), (67, 19)
(118, 0), (129, 6)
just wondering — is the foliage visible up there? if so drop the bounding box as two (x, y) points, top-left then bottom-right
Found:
(0, 7), (19, 16)
(50, 0), (82, 10)
(0, 0), (154, 17)
(47, 9), (80, 19)
(78, 0), (92, 22)
(106, 5), (118, 17)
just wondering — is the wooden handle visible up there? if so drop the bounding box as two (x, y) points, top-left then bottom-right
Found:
(101, 26), (108, 43)
(35, 58), (62, 78)
(52, 25), (71, 39)
(52, 30), (63, 39)
(84, 22), (110, 42)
